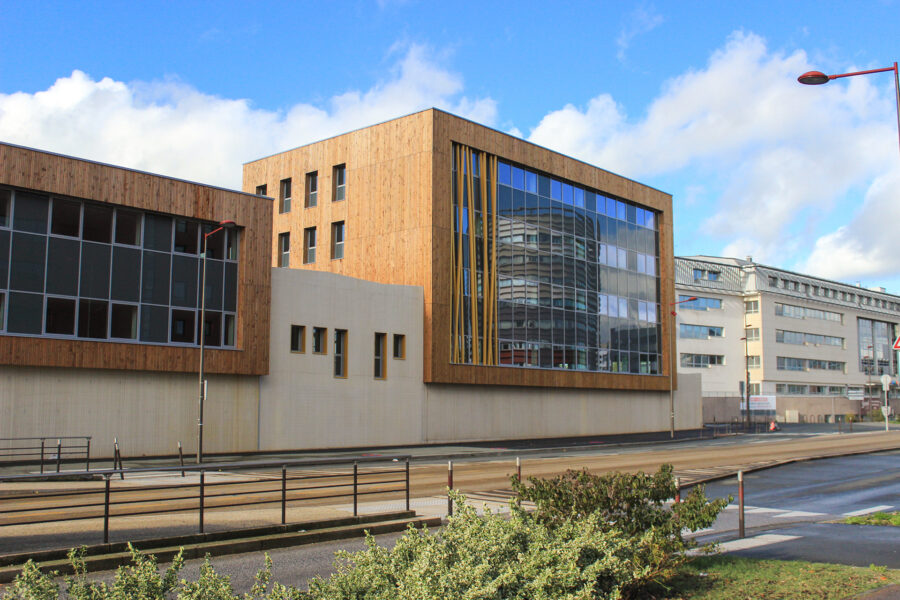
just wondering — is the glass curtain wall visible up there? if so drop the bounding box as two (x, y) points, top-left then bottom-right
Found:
(451, 144), (662, 374)
(858, 317), (898, 375)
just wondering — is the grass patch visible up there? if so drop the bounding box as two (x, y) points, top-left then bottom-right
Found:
(844, 511), (900, 526)
(654, 555), (899, 599)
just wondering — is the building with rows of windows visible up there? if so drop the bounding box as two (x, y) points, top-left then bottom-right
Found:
(0, 109), (701, 459)
(245, 108), (699, 444)
(675, 255), (900, 423)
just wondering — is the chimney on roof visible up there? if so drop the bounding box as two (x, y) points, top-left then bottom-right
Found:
(745, 256), (753, 263)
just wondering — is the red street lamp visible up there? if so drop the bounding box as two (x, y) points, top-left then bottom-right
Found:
(197, 219), (237, 464)
(669, 296), (697, 438)
(798, 62), (900, 157)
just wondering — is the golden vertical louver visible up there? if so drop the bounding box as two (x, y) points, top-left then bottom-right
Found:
(450, 144), (498, 365)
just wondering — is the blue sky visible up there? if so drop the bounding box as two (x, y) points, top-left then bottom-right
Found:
(2, 0), (899, 292)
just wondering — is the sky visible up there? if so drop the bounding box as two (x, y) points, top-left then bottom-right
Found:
(1, 0), (899, 293)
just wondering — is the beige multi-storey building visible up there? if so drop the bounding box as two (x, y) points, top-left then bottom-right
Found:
(675, 256), (900, 423)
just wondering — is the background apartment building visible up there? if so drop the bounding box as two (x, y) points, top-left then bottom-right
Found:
(675, 256), (900, 423)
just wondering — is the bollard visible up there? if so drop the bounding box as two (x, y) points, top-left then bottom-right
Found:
(674, 477), (681, 503)
(447, 460), (454, 517)
(55, 439), (62, 473)
(353, 462), (358, 517)
(516, 456), (521, 481)
(738, 470), (745, 539)
(199, 471), (205, 534)
(103, 475), (111, 544)
(281, 465), (287, 525)
(40, 438), (45, 474)
(85, 438), (91, 472)
(178, 442), (185, 477)
(405, 458), (410, 512)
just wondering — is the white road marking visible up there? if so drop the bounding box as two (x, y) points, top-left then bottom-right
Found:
(844, 505), (894, 517)
(716, 534), (801, 552)
(745, 507), (784, 514)
(774, 510), (825, 518)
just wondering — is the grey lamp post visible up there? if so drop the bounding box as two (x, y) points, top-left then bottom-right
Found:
(669, 296), (697, 438)
(198, 219), (237, 464)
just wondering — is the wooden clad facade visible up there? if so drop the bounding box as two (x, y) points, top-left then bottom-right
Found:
(243, 109), (673, 390)
(0, 143), (272, 375)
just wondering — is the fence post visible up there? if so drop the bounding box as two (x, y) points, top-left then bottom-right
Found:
(405, 458), (410, 512)
(447, 460), (453, 517)
(199, 470), (205, 534)
(55, 439), (62, 473)
(738, 470), (745, 539)
(516, 456), (521, 481)
(103, 475), (111, 544)
(178, 442), (185, 477)
(281, 465), (287, 525)
(40, 438), (45, 474)
(85, 438), (91, 472)
(353, 461), (358, 517)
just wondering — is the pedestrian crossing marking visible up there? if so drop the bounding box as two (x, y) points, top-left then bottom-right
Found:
(774, 510), (825, 518)
(717, 534), (800, 553)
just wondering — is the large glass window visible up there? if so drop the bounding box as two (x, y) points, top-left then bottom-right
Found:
(0, 186), (238, 347)
(454, 150), (662, 374)
(858, 317), (897, 375)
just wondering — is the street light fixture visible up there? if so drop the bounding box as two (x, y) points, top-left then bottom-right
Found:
(669, 296), (697, 438)
(197, 219), (237, 464)
(798, 62), (900, 157)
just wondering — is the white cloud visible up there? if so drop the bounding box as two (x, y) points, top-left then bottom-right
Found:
(0, 44), (496, 190)
(527, 31), (899, 283)
(616, 5), (664, 63)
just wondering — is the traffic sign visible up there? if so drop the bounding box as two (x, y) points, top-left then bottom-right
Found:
(882, 374), (893, 392)
(894, 336), (900, 350)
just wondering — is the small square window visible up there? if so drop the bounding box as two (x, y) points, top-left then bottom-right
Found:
(303, 227), (316, 264)
(331, 221), (344, 260)
(305, 172), (318, 208)
(170, 309), (195, 344)
(78, 299), (109, 339)
(278, 232), (290, 267)
(313, 326), (327, 354)
(333, 165), (346, 202)
(255, 184), (267, 196)
(50, 198), (81, 237)
(115, 210), (142, 246)
(174, 219), (199, 254)
(83, 204), (113, 243)
(290, 324), (305, 352)
(46, 297), (76, 335)
(393, 334), (406, 359)
(110, 304), (138, 339)
(279, 178), (292, 213)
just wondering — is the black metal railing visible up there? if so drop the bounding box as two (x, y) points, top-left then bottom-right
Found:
(0, 437), (91, 472)
(0, 455), (411, 543)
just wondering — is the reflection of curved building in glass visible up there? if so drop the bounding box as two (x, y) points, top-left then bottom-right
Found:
(451, 147), (661, 375)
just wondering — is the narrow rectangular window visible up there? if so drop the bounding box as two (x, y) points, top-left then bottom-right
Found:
(305, 172), (318, 208)
(0, 292), (5, 330)
(279, 178), (292, 213)
(303, 227), (316, 264)
(312, 326), (327, 354)
(0, 189), (9, 227)
(334, 329), (347, 377)
(255, 184), (267, 196)
(278, 232), (290, 267)
(290, 324), (305, 352)
(374, 332), (386, 379)
(333, 165), (346, 202)
(393, 333), (406, 359)
(331, 221), (344, 260)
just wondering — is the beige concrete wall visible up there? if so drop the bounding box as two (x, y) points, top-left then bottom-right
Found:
(423, 379), (700, 443)
(0, 366), (259, 458)
(259, 268), (425, 450)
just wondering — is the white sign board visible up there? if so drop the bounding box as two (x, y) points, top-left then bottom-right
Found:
(741, 395), (776, 411)
(848, 389), (865, 401)
(882, 374), (893, 392)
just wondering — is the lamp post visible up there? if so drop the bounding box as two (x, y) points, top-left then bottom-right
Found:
(868, 344), (875, 411)
(798, 62), (900, 158)
(197, 219), (237, 464)
(741, 327), (751, 432)
(669, 296), (697, 438)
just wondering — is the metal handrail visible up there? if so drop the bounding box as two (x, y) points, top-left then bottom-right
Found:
(0, 436), (91, 472)
(0, 455), (412, 543)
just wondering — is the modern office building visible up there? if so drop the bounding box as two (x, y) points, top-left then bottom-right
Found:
(675, 255), (900, 423)
(244, 108), (696, 442)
